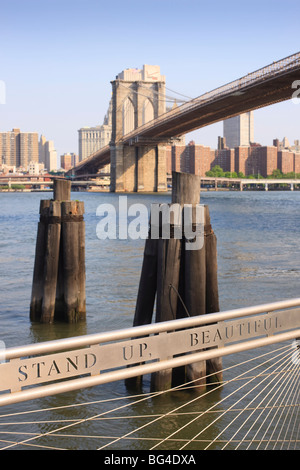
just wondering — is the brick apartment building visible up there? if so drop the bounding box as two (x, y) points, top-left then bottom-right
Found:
(170, 141), (215, 176)
(168, 140), (300, 178)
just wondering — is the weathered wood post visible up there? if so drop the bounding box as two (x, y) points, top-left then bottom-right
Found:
(60, 200), (86, 322)
(173, 174), (222, 387)
(30, 179), (86, 323)
(205, 206), (223, 384)
(128, 171), (222, 392)
(173, 173), (208, 388)
(151, 219), (182, 391)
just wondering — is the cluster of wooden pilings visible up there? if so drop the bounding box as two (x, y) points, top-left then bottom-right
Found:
(30, 180), (86, 323)
(127, 172), (222, 392)
(29, 173), (221, 393)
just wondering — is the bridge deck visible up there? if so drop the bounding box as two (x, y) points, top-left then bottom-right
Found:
(70, 52), (300, 175)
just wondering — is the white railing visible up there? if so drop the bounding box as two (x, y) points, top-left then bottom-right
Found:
(0, 298), (299, 407)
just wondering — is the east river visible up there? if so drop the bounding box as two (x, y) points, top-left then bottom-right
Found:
(0, 190), (299, 450)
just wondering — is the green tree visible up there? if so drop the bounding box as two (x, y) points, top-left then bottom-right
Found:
(210, 165), (224, 177)
(270, 169), (283, 179)
(284, 171), (295, 179)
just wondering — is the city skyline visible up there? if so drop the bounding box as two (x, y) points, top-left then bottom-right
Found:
(0, 0), (299, 159)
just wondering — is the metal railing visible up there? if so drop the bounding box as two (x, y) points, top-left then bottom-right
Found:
(0, 298), (299, 407)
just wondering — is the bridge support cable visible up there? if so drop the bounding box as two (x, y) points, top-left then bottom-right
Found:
(118, 82), (187, 105)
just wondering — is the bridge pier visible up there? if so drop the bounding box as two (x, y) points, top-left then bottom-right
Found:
(110, 143), (167, 192)
(110, 144), (125, 192)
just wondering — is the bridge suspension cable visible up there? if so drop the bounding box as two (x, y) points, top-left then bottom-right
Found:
(118, 82), (189, 104)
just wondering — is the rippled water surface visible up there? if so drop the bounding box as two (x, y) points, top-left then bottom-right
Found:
(0, 190), (299, 449)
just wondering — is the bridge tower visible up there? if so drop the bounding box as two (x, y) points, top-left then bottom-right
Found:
(110, 65), (168, 192)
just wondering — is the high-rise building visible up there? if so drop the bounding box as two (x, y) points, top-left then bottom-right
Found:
(223, 112), (254, 149)
(0, 129), (38, 168)
(171, 141), (215, 176)
(78, 100), (112, 162)
(278, 151), (294, 174)
(39, 135), (57, 171)
(214, 148), (235, 173)
(19, 132), (39, 168)
(60, 153), (72, 171)
(0, 128), (20, 166)
(60, 153), (78, 171)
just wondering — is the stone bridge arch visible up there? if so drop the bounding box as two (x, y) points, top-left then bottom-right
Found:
(110, 65), (168, 192)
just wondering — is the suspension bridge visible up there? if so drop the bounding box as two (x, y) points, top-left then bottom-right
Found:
(68, 52), (300, 193)
(1, 56), (299, 451)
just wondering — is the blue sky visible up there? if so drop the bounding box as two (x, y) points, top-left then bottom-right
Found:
(0, 0), (299, 158)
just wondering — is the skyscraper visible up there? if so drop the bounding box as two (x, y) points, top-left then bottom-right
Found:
(0, 129), (38, 168)
(223, 112), (254, 148)
(0, 128), (20, 166)
(78, 100), (112, 162)
(39, 135), (57, 171)
(19, 132), (39, 168)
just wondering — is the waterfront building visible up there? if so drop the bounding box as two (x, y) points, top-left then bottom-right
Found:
(39, 135), (57, 171)
(278, 150), (295, 174)
(0, 128), (20, 166)
(171, 141), (214, 176)
(274, 137), (300, 154)
(78, 100), (112, 162)
(169, 140), (300, 178)
(258, 146), (278, 177)
(214, 148), (235, 173)
(28, 161), (44, 175)
(19, 132), (39, 168)
(223, 112), (254, 149)
(294, 153), (300, 174)
(60, 153), (72, 171)
(0, 129), (38, 168)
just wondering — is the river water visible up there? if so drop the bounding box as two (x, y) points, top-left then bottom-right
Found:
(0, 190), (299, 450)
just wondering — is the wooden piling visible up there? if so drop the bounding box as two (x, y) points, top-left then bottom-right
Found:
(204, 207), (223, 384)
(30, 200), (50, 321)
(173, 172), (207, 389)
(60, 201), (86, 322)
(132, 238), (158, 327)
(151, 236), (182, 391)
(129, 171), (222, 392)
(40, 228), (61, 322)
(30, 179), (86, 323)
(53, 179), (71, 201)
(184, 217), (207, 389)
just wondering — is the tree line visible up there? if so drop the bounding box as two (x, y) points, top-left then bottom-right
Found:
(205, 166), (300, 179)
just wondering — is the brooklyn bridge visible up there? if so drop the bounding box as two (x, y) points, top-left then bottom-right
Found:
(68, 52), (300, 192)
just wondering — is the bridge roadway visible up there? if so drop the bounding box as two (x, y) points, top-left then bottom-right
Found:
(69, 52), (300, 176)
(0, 176), (110, 188)
(201, 176), (300, 190)
(1, 175), (299, 190)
